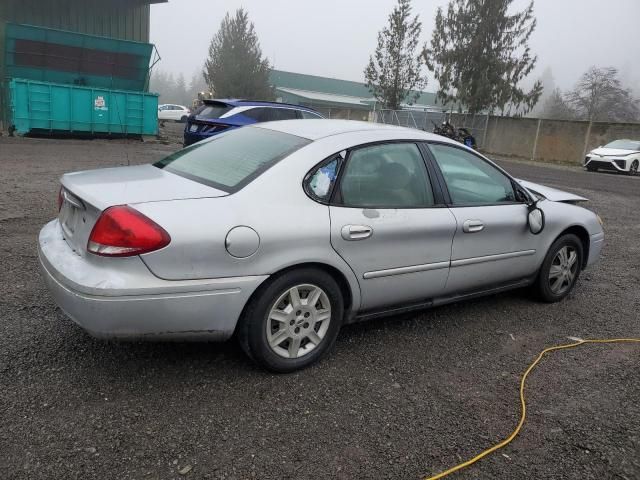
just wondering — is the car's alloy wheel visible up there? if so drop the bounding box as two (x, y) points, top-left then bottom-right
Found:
(548, 246), (578, 295)
(238, 268), (343, 372)
(629, 160), (639, 176)
(266, 284), (332, 359)
(535, 234), (583, 302)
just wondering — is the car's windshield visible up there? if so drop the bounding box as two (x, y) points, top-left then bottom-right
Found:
(154, 127), (310, 192)
(603, 140), (640, 151)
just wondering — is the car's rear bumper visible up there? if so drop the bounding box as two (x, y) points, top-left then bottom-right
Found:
(38, 220), (267, 340)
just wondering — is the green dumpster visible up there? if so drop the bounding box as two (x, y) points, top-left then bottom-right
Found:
(10, 78), (158, 136)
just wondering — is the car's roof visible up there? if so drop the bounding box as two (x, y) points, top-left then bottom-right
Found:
(208, 98), (319, 112)
(254, 119), (445, 142)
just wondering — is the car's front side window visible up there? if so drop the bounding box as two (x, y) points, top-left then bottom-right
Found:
(428, 144), (516, 206)
(243, 108), (269, 122)
(270, 108), (298, 121)
(338, 143), (434, 208)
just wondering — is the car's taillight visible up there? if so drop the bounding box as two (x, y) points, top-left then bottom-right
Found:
(57, 186), (64, 211)
(87, 205), (170, 257)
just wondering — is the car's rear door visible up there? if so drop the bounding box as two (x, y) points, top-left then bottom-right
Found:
(321, 142), (456, 311)
(425, 142), (542, 293)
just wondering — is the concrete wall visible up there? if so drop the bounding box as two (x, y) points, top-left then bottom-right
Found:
(481, 116), (640, 164)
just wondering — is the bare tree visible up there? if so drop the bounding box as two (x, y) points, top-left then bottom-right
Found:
(567, 66), (639, 122)
(364, 0), (427, 109)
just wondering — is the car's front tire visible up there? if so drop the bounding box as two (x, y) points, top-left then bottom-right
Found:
(534, 234), (583, 302)
(628, 160), (639, 176)
(238, 268), (344, 372)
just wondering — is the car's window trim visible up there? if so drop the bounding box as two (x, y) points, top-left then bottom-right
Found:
(423, 141), (531, 208)
(330, 140), (445, 210)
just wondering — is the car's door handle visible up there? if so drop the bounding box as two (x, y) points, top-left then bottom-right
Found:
(463, 220), (484, 233)
(341, 225), (373, 241)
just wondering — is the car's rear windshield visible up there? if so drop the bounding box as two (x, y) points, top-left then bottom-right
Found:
(194, 102), (233, 119)
(604, 140), (640, 151)
(154, 127), (310, 192)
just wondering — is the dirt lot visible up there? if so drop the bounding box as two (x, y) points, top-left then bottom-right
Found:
(0, 131), (639, 480)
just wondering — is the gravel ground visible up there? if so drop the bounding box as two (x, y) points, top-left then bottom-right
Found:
(1, 132), (639, 480)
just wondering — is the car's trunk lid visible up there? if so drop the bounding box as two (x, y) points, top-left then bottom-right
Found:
(59, 164), (227, 256)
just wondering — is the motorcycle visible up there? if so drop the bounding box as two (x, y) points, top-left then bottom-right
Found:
(433, 121), (477, 149)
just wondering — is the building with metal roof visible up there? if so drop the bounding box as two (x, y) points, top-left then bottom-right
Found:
(0, 0), (166, 130)
(270, 69), (443, 120)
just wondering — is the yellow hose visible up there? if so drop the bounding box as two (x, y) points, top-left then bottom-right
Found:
(424, 338), (640, 480)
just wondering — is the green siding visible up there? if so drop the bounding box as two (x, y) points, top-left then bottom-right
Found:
(0, 0), (154, 43)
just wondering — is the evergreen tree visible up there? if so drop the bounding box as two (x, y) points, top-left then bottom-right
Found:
(175, 73), (188, 105)
(187, 70), (209, 101)
(425, 0), (542, 114)
(203, 8), (274, 100)
(364, 0), (426, 110)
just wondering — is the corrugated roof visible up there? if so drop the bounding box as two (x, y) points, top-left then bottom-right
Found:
(276, 87), (374, 107)
(270, 69), (439, 107)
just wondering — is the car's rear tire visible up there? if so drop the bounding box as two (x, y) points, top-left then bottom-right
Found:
(534, 234), (583, 303)
(180, 115), (188, 123)
(237, 268), (344, 372)
(628, 160), (639, 176)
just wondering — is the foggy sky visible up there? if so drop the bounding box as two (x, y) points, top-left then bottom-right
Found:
(150, 0), (640, 92)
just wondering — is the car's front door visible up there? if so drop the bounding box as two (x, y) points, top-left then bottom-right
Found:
(426, 143), (543, 294)
(315, 142), (457, 311)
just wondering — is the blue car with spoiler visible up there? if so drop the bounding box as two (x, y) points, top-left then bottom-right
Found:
(183, 99), (324, 146)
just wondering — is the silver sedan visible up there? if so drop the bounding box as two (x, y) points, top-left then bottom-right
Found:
(39, 120), (604, 372)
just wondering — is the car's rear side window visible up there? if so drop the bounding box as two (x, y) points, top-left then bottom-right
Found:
(154, 127), (310, 192)
(195, 102), (233, 119)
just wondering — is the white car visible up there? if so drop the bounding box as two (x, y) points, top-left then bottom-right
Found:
(158, 104), (191, 122)
(584, 139), (640, 175)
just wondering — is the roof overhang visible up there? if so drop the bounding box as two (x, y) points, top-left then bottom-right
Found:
(276, 87), (373, 109)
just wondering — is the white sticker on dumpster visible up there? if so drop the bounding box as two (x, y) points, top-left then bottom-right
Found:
(94, 96), (108, 111)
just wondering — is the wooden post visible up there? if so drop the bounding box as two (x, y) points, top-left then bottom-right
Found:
(531, 118), (542, 161)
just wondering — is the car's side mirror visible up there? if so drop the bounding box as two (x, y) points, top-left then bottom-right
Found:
(527, 204), (545, 234)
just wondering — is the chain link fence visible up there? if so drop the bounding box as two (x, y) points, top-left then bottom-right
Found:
(372, 109), (490, 149)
